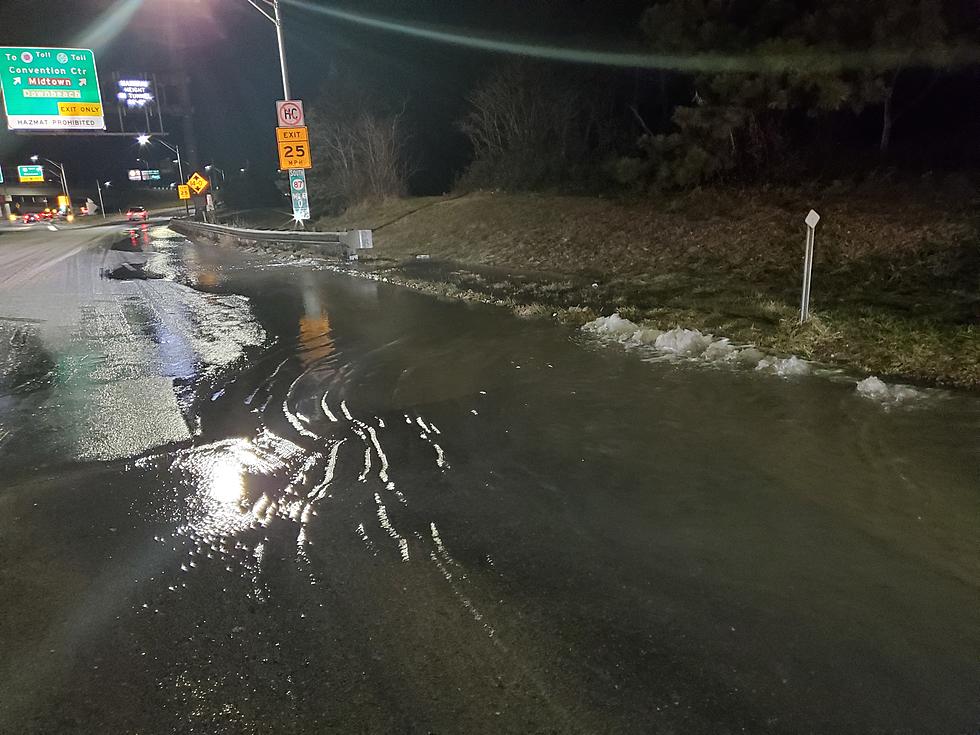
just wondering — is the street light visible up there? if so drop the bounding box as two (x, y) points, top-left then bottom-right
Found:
(31, 154), (72, 214)
(241, 0), (293, 100)
(138, 134), (188, 215)
(204, 164), (226, 190)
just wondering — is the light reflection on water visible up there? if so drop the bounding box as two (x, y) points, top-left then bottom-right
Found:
(208, 455), (244, 504)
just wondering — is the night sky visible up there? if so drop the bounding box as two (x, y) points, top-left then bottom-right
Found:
(0, 0), (652, 193)
(1, 0), (976, 195)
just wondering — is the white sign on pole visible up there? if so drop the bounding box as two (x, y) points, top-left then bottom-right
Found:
(276, 99), (304, 127)
(800, 209), (820, 324)
(289, 168), (310, 220)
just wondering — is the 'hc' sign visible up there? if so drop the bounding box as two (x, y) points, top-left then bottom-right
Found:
(276, 100), (304, 127)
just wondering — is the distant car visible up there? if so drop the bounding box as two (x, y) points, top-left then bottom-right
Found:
(126, 206), (149, 222)
(21, 212), (40, 224)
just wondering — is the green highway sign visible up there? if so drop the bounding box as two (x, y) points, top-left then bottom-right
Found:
(18, 165), (44, 182)
(0, 47), (105, 131)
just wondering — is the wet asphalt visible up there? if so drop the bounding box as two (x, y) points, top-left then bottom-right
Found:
(0, 222), (978, 734)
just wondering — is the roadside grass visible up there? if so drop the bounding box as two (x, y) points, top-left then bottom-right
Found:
(313, 187), (979, 388)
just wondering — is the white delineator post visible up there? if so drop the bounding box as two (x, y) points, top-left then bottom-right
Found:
(800, 209), (820, 324)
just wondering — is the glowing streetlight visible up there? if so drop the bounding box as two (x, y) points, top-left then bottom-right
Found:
(138, 134), (189, 215)
(30, 154), (72, 213)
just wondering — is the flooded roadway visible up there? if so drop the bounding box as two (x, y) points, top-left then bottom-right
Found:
(0, 224), (978, 734)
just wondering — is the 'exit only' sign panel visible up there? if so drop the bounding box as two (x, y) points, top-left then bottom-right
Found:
(0, 47), (105, 131)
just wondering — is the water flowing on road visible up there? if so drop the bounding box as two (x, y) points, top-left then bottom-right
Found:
(1, 224), (977, 734)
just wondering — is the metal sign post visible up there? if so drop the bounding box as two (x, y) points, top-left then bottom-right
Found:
(800, 209), (820, 324)
(96, 179), (106, 219)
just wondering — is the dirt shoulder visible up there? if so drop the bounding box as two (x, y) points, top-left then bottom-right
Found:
(314, 187), (979, 388)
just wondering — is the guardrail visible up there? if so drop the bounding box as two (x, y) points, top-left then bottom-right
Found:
(168, 219), (373, 259)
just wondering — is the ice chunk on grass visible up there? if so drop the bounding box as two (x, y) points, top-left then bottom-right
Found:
(654, 327), (713, 356)
(703, 338), (736, 361)
(732, 347), (765, 367)
(856, 376), (919, 404)
(756, 355), (811, 376)
(582, 313), (638, 338)
(628, 328), (663, 345)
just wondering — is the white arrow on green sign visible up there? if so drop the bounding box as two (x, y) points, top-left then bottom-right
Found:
(0, 47), (106, 131)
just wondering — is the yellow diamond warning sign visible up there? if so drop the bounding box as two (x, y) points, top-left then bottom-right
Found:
(186, 172), (209, 195)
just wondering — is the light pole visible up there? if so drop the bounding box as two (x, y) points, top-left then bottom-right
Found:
(138, 134), (189, 216)
(96, 180), (108, 219)
(243, 0), (293, 100)
(31, 155), (72, 214)
(205, 165), (226, 191)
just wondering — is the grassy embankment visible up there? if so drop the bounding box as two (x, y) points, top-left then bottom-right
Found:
(312, 186), (979, 388)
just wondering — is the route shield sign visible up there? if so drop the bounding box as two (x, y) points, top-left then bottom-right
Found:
(289, 169), (310, 220)
(186, 172), (209, 195)
(0, 47), (106, 131)
(178, 184), (191, 200)
(17, 164), (44, 182)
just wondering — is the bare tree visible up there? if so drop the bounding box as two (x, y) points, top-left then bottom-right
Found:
(308, 100), (410, 213)
(457, 61), (612, 190)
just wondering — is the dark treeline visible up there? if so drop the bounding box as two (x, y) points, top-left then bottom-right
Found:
(308, 0), (980, 212)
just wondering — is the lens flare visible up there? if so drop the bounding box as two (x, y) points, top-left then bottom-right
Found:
(285, 0), (980, 73)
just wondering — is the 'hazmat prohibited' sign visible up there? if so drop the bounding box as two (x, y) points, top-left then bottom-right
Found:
(276, 99), (304, 127)
(0, 47), (106, 131)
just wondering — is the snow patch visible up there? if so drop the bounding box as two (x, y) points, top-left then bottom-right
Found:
(654, 327), (713, 357)
(627, 328), (663, 346)
(756, 355), (811, 377)
(732, 347), (765, 367)
(582, 313), (638, 337)
(856, 376), (920, 404)
(703, 338), (736, 362)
